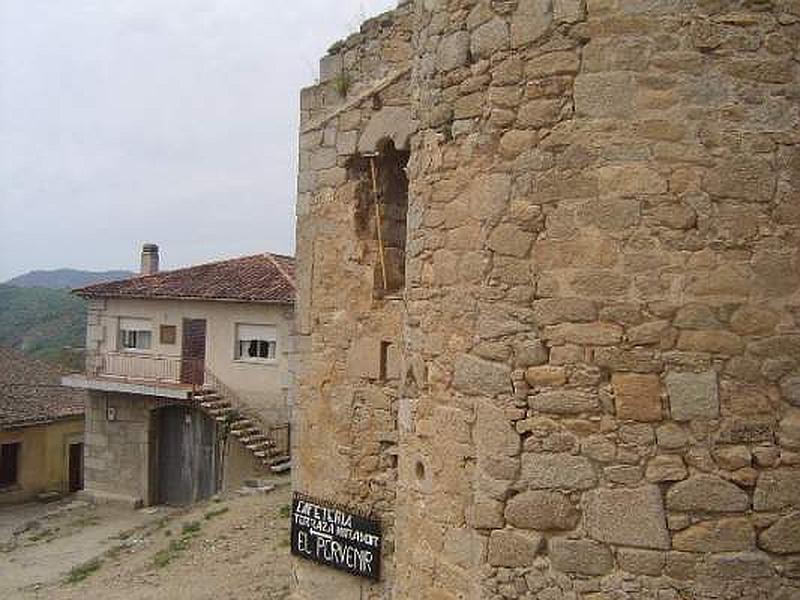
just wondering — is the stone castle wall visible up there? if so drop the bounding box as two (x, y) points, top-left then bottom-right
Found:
(293, 3), (415, 597)
(293, 1), (800, 599)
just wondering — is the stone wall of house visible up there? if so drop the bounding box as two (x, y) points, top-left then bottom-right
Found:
(293, 1), (800, 599)
(84, 391), (152, 506)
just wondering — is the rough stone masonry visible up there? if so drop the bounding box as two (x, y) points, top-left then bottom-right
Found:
(291, 1), (800, 598)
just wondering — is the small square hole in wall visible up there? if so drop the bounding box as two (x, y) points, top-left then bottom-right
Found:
(160, 325), (177, 345)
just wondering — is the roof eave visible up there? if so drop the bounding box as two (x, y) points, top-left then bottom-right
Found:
(76, 292), (294, 305)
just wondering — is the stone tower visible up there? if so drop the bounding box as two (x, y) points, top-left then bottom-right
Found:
(292, 1), (800, 598)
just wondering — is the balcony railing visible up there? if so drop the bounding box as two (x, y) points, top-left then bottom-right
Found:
(87, 351), (203, 388)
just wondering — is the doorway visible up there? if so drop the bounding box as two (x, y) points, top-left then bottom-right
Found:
(0, 442), (20, 488)
(153, 406), (217, 505)
(180, 319), (206, 385)
(68, 442), (84, 492)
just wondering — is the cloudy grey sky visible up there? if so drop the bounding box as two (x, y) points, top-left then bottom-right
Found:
(0, 0), (396, 281)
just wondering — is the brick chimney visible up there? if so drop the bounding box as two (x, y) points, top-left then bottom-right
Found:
(140, 243), (159, 276)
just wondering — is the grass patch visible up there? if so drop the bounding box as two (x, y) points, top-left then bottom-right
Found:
(114, 528), (137, 541)
(152, 537), (190, 569)
(29, 527), (58, 543)
(65, 558), (103, 584)
(181, 521), (202, 535)
(69, 515), (100, 529)
(334, 71), (352, 97)
(278, 504), (291, 519)
(204, 506), (229, 520)
(105, 544), (127, 561)
(151, 521), (202, 569)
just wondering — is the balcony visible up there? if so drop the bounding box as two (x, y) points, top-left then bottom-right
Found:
(62, 351), (203, 399)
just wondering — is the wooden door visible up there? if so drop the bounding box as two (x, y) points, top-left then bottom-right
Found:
(68, 443), (83, 492)
(156, 406), (217, 505)
(180, 319), (206, 385)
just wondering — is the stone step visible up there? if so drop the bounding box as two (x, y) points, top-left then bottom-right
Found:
(246, 441), (273, 452)
(269, 458), (291, 472)
(201, 400), (231, 410)
(230, 425), (258, 436)
(241, 433), (270, 444)
(207, 408), (233, 419)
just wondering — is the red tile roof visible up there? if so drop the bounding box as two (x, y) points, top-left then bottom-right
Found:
(0, 348), (85, 429)
(75, 253), (295, 304)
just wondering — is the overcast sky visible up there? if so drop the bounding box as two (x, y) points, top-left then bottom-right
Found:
(0, 0), (397, 281)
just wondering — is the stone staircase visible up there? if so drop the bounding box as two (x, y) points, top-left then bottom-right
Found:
(192, 388), (290, 469)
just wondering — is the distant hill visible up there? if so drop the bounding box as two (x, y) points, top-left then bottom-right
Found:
(0, 285), (87, 371)
(4, 268), (134, 289)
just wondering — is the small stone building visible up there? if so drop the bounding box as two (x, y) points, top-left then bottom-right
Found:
(65, 246), (294, 506)
(0, 348), (86, 504)
(292, 1), (799, 599)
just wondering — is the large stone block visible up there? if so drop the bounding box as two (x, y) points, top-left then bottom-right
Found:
(779, 411), (800, 449)
(346, 337), (382, 380)
(665, 371), (719, 420)
(596, 164), (667, 196)
(672, 518), (755, 552)
(517, 99), (563, 129)
(730, 305), (779, 336)
(521, 453), (596, 490)
(453, 354), (511, 397)
(554, 0), (584, 22)
(437, 31), (470, 72)
(646, 455), (687, 482)
(511, 0), (552, 48)
(758, 512), (800, 554)
(532, 298), (596, 325)
(488, 223), (533, 257)
(574, 72), (635, 118)
(471, 17), (509, 59)
(505, 490), (579, 531)
(677, 330), (744, 355)
(549, 538), (613, 575)
(585, 485), (670, 550)
(468, 173), (512, 222)
(702, 156), (775, 203)
(357, 106), (417, 153)
(702, 552), (774, 580)
(524, 51), (579, 79)
(528, 390), (600, 414)
(475, 400), (521, 457)
(487, 529), (542, 567)
(443, 528), (486, 568)
(469, 499), (505, 529)
(543, 322), (623, 345)
(612, 373), (662, 422)
(781, 376), (800, 407)
(666, 475), (750, 513)
(618, 548), (665, 576)
(753, 469), (800, 511)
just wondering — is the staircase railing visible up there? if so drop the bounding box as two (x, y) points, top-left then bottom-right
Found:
(197, 365), (291, 460)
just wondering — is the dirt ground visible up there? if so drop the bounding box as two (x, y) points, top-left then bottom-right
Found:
(0, 476), (291, 600)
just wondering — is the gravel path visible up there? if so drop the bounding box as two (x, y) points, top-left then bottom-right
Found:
(2, 477), (291, 600)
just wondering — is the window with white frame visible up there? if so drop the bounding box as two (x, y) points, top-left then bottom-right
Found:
(235, 324), (277, 361)
(118, 317), (152, 350)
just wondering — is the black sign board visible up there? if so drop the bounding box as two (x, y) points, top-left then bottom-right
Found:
(290, 492), (381, 581)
